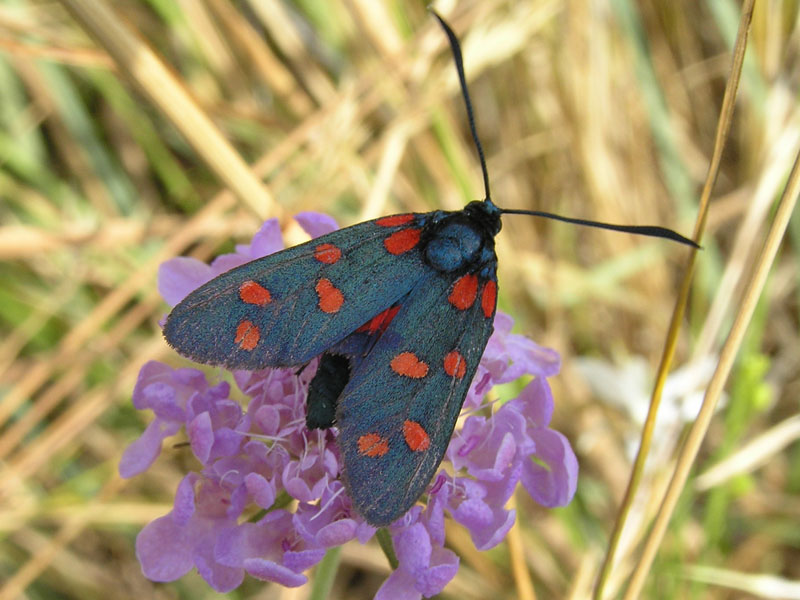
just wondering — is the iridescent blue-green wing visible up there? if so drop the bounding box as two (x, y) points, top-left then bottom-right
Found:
(335, 265), (499, 526)
(163, 214), (433, 369)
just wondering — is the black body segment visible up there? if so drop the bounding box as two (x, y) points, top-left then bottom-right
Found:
(306, 352), (350, 430)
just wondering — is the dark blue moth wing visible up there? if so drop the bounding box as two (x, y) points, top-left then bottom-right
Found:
(335, 263), (498, 526)
(305, 303), (399, 430)
(163, 214), (431, 370)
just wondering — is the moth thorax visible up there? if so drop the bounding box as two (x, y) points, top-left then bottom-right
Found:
(424, 222), (483, 272)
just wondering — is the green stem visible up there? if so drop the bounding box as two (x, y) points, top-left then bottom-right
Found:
(309, 546), (341, 600)
(375, 528), (398, 569)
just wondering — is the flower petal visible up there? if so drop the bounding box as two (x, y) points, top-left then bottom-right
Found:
(283, 548), (326, 572)
(188, 411), (214, 463)
(135, 514), (193, 582)
(173, 474), (198, 525)
(158, 256), (213, 306)
(194, 536), (244, 593)
(375, 569), (423, 600)
(244, 558), (308, 588)
(521, 428), (578, 507)
(394, 523), (431, 573)
(470, 508), (516, 551)
(216, 523), (262, 567)
(415, 546), (459, 596)
(119, 419), (177, 478)
(510, 377), (554, 427)
(295, 212), (339, 238)
(247, 218), (284, 258)
(212, 427), (244, 458)
(504, 334), (561, 379)
(244, 473), (276, 509)
(315, 519), (358, 547)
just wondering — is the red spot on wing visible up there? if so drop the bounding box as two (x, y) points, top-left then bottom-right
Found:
(390, 352), (429, 378)
(376, 214), (414, 227)
(239, 280), (272, 306)
(384, 228), (421, 255)
(316, 278), (344, 313)
(314, 243), (342, 264)
(448, 274), (478, 310)
(403, 420), (430, 452)
(358, 433), (389, 457)
(481, 280), (497, 318)
(443, 350), (467, 379)
(234, 320), (260, 350)
(356, 305), (401, 334)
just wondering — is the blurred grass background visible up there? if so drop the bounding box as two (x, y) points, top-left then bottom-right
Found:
(1, 0), (799, 598)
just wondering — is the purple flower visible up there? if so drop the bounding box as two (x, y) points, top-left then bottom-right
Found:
(294, 480), (376, 546)
(123, 212), (578, 596)
(215, 509), (326, 588)
(376, 522), (459, 600)
(119, 362), (233, 478)
(136, 473), (244, 591)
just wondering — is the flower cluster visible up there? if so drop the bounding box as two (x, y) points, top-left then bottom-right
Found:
(121, 213), (578, 598)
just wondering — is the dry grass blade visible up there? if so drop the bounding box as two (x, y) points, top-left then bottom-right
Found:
(695, 414), (800, 491)
(56, 0), (276, 218)
(594, 0), (756, 596)
(684, 565), (800, 598)
(624, 132), (800, 600)
(0, 474), (126, 600)
(507, 494), (537, 600)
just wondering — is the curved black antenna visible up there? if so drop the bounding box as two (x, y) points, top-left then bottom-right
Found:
(431, 10), (698, 249)
(501, 208), (700, 248)
(430, 9), (492, 202)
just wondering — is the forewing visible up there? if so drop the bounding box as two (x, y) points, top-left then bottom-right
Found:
(163, 214), (430, 369)
(336, 266), (499, 526)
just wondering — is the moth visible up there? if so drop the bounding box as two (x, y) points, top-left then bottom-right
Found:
(163, 11), (696, 526)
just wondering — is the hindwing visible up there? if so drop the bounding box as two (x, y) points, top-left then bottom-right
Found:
(333, 264), (498, 526)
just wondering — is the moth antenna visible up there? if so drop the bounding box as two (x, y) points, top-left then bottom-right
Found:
(500, 208), (700, 248)
(430, 9), (492, 202)
(430, 11), (698, 249)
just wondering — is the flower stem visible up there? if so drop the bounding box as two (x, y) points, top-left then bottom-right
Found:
(309, 546), (341, 600)
(375, 528), (398, 569)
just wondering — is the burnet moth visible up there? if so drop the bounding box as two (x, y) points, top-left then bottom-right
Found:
(163, 11), (697, 527)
